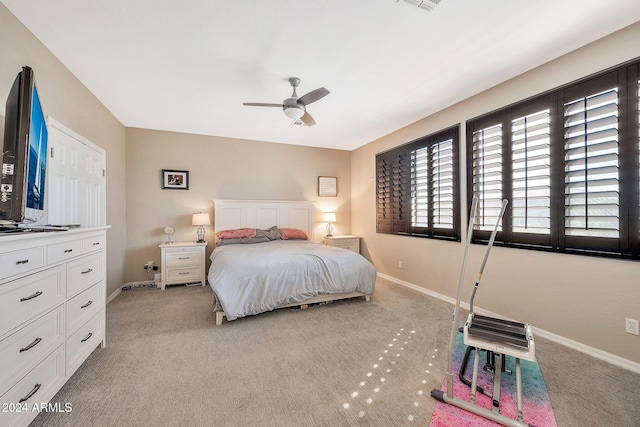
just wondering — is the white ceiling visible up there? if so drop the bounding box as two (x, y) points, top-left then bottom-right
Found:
(3, 0), (640, 151)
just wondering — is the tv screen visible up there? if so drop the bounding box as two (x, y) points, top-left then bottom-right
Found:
(0, 66), (48, 225)
(25, 84), (47, 216)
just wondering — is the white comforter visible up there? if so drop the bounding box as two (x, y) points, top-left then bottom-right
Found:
(208, 240), (376, 321)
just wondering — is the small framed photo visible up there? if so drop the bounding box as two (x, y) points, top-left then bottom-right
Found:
(318, 176), (337, 197)
(162, 169), (189, 190)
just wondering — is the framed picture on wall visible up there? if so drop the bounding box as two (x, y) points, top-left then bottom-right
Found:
(162, 169), (189, 190)
(318, 176), (337, 197)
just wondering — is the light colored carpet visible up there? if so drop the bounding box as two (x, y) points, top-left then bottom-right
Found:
(31, 278), (640, 426)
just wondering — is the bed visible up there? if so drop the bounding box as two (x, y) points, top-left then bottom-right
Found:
(208, 200), (376, 325)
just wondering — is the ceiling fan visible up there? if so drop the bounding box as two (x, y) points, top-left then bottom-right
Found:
(243, 77), (329, 126)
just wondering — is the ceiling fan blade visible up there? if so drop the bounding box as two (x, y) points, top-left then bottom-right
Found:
(242, 102), (283, 107)
(297, 87), (329, 106)
(300, 111), (316, 127)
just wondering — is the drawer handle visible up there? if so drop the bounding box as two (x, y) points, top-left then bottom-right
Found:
(19, 337), (42, 353)
(16, 259), (29, 265)
(92, 242), (100, 246)
(178, 257), (190, 260)
(81, 268), (94, 275)
(64, 249), (74, 253)
(18, 383), (41, 403)
(178, 272), (189, 275)
(81, 300), (93, 309)
(81, 332), (93, 343)
(20, 291), (43, 302)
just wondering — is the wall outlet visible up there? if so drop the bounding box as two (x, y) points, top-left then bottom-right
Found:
(625, 318), (639, 336)
(398, 260), (403, 269)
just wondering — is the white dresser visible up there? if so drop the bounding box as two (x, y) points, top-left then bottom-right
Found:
(0, 227), (108, 427)
(159, 241), (206, 290)
(324, 235), (361, 254)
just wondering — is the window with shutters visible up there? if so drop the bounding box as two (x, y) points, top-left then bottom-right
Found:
(467, 60), (640, 259)
(376, 125), (460, 240)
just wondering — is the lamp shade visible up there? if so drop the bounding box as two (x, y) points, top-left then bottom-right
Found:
(323, 212), (336, 223)
(192, 213), (210, 226)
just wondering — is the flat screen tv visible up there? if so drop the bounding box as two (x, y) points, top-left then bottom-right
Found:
(1, 66), (48, 225)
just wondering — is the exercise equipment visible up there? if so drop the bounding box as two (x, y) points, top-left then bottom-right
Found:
(431, 198), (536, 427)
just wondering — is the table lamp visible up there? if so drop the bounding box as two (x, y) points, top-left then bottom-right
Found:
(192, 213), (210, 243)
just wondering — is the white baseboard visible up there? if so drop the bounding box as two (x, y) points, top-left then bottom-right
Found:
(106, 287), (121, 304)
(377, 272), (640, 375)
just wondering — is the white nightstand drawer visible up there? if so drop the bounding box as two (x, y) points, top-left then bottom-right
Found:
(0, 306), (64, 397)
(47, 240), (82, 264)
(165, 251), (202, 267)
(0, 247), (45, 281)
(67, 253), (103, 298)
(0, 266), (65, 338)
(166, 267), (201, 282)
(325, 236), (361, 254)
(0, 344), (65, 427)
(66, 282), (103, 335)
(334, 241), (359, 252)
(66, 312), (103, 375)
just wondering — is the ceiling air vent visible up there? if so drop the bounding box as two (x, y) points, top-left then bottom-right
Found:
(290, 119), (307, 127)
(398, 0), (443, 12)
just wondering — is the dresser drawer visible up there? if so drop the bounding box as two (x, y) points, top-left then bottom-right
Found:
(0, 306), (64, 397)
(165, 251), (202, 267)
(0, 266), (65, 337)
(66, 312), (103, 376)
(66, 282), (103, 335)
(82, 234), (106, 254)
(67, 253), (103, 298)
(47, 239), (82, 264)
(0, 247), (45, 282)
(166, 267), (202, 283)
(0, 344), (65, 427)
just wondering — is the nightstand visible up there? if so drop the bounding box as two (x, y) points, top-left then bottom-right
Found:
(159, 241), (206, 290)
(324, 235), (361, 254)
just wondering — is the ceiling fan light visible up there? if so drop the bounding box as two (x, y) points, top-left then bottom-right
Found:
(284, 106), (304, 119)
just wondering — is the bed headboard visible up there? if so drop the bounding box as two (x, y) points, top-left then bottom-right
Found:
(213, 200), (315, 240)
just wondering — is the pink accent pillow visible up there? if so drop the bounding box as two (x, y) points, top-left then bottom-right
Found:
(279, 228), (309, 240)
(216, 228), (257, 239)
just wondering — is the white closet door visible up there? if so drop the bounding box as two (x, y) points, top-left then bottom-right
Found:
(46, 119), (106, 227)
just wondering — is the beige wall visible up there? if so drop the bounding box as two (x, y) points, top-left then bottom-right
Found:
(124, 128), (351, 282)
(0, 4), (127, 297)
(352, 22), (640, 365)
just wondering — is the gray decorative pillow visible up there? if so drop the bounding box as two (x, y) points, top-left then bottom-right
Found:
(255, 225), (281, 240)
(215, 236), (270, 246)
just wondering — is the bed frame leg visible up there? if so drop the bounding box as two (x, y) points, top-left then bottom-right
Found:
(215, 312), (225, 326)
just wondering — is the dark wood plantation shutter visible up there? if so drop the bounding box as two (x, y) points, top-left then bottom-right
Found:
(511, 108), (552, 236)
(376, 148), (411, 234)
(431, 137), (455, 230)
(637, 73), (640, 249)
(471, 123), (504, 232)
(376, 125), (460, 240)
(410, 146), (429, 230)
(376, 151), (392, 233)
(563, 74), (620, 251)
(392, 150), (410, 234)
